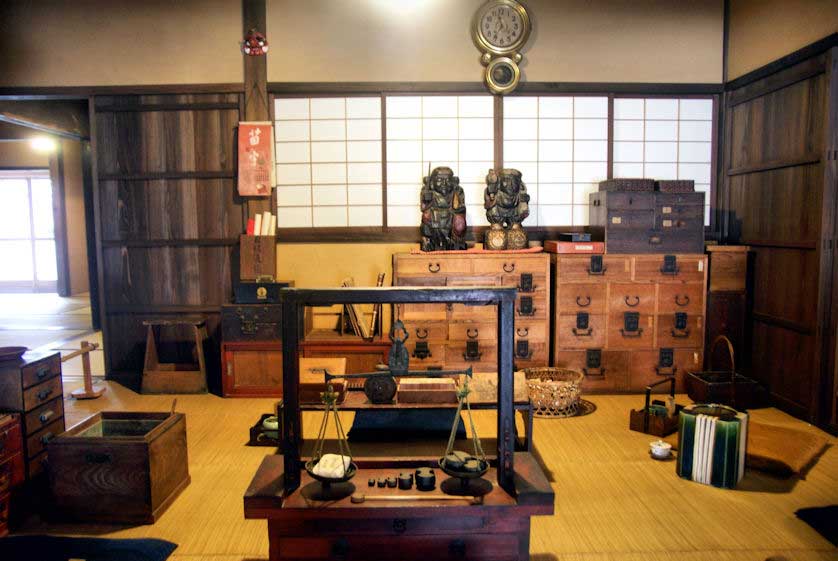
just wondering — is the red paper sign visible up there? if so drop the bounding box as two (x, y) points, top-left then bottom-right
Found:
(238, 122), (275, 197)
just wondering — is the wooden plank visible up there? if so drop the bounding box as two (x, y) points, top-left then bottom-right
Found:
(727, 154), (821, 176)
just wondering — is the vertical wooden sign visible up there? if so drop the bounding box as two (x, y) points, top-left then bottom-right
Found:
(242, 0), (272, 214)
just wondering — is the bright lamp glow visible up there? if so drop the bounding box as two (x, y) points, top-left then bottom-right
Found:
(30, 137), (57, 153)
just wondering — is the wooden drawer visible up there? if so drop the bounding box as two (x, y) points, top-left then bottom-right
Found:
(23, 376), (63, 412)
(472, 256), (546, 276)
(0, 419), (22, 460)
(607, 313), (655, 349)
(275, 533), (519, 561)
(629, 349), (703, 392)
(26, 418), (63, 459)
(401, 321), (448, 342)
(515, 292), (546, 320)
(501, 272), (547, 295)
(657, 283), (704, 314)
(656, 313), (704, 348)
(0, 492), (8, 537)
(554, 350), (630, 393)
(395, 257), (472, 275)
(556, 313), (606, 349)
(21, 355), (61, 389)
(223, 344), (282, 398)
(272, 512), (493, 536)
(513, 341), (548, 368)
(555, 255), (632, 282)
(221, 304), (282, 341)
(609, 283), (656, 314)
(445, 342), (497, 370)
(634, 255), (706, 283)
(449, 322), (496, 341)
(0, 452), (25, 494)
(513, 320), (547, 342)
(449, 276), (499, 320)
(606, 210), (655, 230)
(556, 283), (607, 314)
(405, 340), (445, 368)
(24, 397), (64, 435)
(395, 276), (448, 321)
(27, 450), (48, 479)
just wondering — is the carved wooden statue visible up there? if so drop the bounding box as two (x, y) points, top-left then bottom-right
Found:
(420, 166), (467, 252)
(484, 168), (530, 250)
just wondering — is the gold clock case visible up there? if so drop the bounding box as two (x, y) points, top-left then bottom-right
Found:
(472, 0), (532, 56)
(485, 57), (521, 95)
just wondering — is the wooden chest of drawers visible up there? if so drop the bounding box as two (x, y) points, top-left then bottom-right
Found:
(0, 351), (65, 478)
(0, 414), (24, 537)
(552, 254), (706, 392)
(393, 252), (551, 371)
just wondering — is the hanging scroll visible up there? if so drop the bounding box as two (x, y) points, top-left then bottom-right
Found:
(238, 121), (275, 197)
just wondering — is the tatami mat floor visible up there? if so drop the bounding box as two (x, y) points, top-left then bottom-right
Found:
(12, 380), (837, 561)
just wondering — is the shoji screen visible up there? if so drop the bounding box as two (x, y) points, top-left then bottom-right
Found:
(613, 98), (714, 224)
(274, 97), (383, 228)
(502, 96), (609, 226)
(385, 95), (495, 228)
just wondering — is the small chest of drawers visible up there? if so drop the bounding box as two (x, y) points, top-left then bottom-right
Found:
(0, 414), (24, 537)
(0, 351), (65, 479)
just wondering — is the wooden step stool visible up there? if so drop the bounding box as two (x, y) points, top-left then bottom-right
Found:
(141, 317), (208, 394)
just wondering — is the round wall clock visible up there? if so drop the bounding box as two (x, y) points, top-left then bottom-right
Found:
(472, 0), (532, 94)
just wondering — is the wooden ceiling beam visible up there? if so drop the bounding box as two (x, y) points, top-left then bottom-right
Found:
(0, 100), (89, 140)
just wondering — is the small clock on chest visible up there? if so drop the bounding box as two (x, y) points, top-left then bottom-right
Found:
(472, 0), (532, 95)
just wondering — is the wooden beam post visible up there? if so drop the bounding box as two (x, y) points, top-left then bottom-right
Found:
(243, 0), (272, 216)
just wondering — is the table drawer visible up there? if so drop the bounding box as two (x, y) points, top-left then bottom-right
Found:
(273, 513), (490, 536)
(0, 420), (22, 460)
(0, 452), (25, 495)
(23, 376), (63, 412)
(276, 533), (519, 561)
(25, 397), (64, 435)
(26, 418), (64, 459)
(22, 355), (61, 389)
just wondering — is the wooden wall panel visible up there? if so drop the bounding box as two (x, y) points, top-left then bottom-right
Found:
(751, 322), (814, 418)
(750, 247), (819, 328)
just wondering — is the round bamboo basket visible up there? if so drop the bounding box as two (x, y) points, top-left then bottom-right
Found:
(522, 367), (585, 418)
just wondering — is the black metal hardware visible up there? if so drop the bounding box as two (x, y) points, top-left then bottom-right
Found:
(85, 452), (111, 464)
(36, 367), (50, 379)
(670, 329), (691, 338)
(655, 347), (678, 376)
(624, 295), (640, 307)
(39, 410), (54, 423)
(331, 538), (350, 557)
(393, 519), (407, 534)
(466, 328), (479, 340)
(463, 340), (482, 361)
(660, 255), (679, 275)
(40, 432), (54, 445)
(516, 327), (529, 337)
(428, 262), (441, 273)
(517, 296), (535, 316)
(675, 294), (690, 307)
(37, 388), (52, 401)
(412, 341), (431, 359)
(573, 312), (592, 336)
(415, 328), (428, 339)
(587, 255), (606, 275)
(503, 262), (515, 273)
(516, 340), (533, 359)
(518, 273), (533, 292)
(620, 312), (643, 338)
(582, 349), (605, 377)
(576, 295), (591, 307)
(449, 539), (467, 558)
(674, 312), (688, 330)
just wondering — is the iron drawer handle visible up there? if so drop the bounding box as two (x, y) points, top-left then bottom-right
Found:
(624, 295), (640, 307)
(655, 366), (678, 377)
(620, 328), (644, 338)
(675, 295), (690, 307)
(503, 263), (515, 273)
(466, 329), (479, 340)
(659, 265), (680, 275)
(428, 262), (441, 273)
(517, 305), (536, 317)
(516, 327), (529, 337)
(331, 537), (350, 557)
(37, 388), (53, 401)
(583, 367), (605, 378)
(671, 328), (691, 338)
(41, 432), (54, 445)
(449, 539), (466, 558)
(39, 410), (55, 423)
(515, 345), (533, 359)
(576, 296), (591, 307)
(415, 328), (429, 339)
(586, 266), (607, 276)
(36, 367), (50, 379)
(572, 327), (593, 337)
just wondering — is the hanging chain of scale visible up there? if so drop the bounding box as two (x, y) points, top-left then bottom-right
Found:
(441, 377), (489, 479)
(307, 383), (355, 483)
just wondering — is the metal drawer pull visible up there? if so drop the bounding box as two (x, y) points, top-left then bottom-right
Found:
(36, 367), (50, 379)
(516, 327), (529, 337)
(466, 328), (479, 340)
(620, 328), (644, 338)
(449, 539), (466, 558)
(660, 255), (679, 275)
(412, 341), (432, 360)
(428, 262), (441, 273)
(463, 340), (482, 361)
(516, 340), (533, 359)
(576, 295), (591, 307)
(624, 295), (640, 307)
(675, 294), (690, 307)
(37, 388), (53, 401)
(40, 432), (54, 445)
(655, 365), (678, 376)
(582, 366), (605, 378)
(39, 410), (55, 423)
(670, 328), (691, 338)
(587, 255), (606, 276)
(572, 327), (593, 337)
(517, 296), (535, 316)
(415, 328), (429, 339)
(503, 262), (515, 273)
(518, 273), (534, 292)
(331, 537), (350, 557)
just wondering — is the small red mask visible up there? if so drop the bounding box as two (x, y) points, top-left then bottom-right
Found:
(242, 29), (268, 56)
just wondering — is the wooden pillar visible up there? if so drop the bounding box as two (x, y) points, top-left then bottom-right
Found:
(243, 0), (272, 216)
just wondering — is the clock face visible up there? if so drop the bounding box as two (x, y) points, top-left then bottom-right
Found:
(480, 4), (524, 49)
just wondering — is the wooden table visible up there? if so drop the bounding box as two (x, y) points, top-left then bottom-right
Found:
(244, 454), (554, 561)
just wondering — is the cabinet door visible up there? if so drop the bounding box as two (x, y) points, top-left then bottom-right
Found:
(223, 346), (282, 397)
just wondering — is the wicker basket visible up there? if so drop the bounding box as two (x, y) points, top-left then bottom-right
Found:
(522, 367), (585, 418)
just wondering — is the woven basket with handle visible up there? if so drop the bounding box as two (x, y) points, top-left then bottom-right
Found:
(522, 367), (584, 418)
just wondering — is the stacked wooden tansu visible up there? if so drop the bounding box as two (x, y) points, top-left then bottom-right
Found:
(392, 253), (550, 371)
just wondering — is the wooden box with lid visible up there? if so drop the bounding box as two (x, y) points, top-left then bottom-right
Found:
(392, 252), (551, 371)
(0, 350), (65, 479)
(552, 253), (707, 392)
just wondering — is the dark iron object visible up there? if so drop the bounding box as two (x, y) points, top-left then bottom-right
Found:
(415, 467), (436, 491)
(588, 255), (605, 275)
(234, 280), (292, 304)
(515, 340), (532, 359)
(518, 273), (534, 293)
(413, 341), (432, 359)
(463, 340), (482, 361)
(398, 472), (414, 490)
(420, 166), (467, 252)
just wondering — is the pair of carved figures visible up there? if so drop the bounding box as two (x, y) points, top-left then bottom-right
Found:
(419, 166), (530, 252)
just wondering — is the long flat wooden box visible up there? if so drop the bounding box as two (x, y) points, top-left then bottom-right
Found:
(47, 411), (190, 524)
(240, 234), (276, 280)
